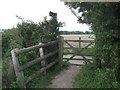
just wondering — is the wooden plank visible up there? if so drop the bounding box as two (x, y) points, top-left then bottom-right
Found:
(64, 47), (80, 49)
(81, 40), (94, 43)
(39, 43), (47, 74)
(64, 41), (74, 48)
(79, 37), (81, 48)
(63, 52), (93, 56)
(63, 58), (92, 60)
(63, 63), (84, 66)
(64, 40), (81, 42)
(64, 40), (94, 43)
(69, 55), (75, 59)
(15, 40), (59, 55)
(64, 47), (92, 49)
(25, 60), (58, 84)
(84, 42), (94, 49)
(39, 43), (45, 66)
(59, 36), (64, 66)
(19, 50), (58, 71)
(11, 49), (25, 88)
(80, 54), (92, 64)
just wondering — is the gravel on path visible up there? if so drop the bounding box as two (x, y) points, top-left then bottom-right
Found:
(47, 65), (81, 88)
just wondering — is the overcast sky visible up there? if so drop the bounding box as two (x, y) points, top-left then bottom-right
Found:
(0, 0), (91, 31)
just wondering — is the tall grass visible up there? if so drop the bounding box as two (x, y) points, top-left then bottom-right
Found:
(73, 64), (120, 88)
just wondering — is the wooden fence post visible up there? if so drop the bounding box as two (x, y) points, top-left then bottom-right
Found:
(79, 37), (81, 48)
(11, 48), (25, 88)
(39, 43), (47, 74)
(59, 36), (64, 66)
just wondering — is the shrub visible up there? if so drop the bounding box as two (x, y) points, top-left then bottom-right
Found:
(2, 17), (63, 88)
(73, 65), (120, 88)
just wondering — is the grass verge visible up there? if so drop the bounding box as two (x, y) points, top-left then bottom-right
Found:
(73, 64), (120, 88)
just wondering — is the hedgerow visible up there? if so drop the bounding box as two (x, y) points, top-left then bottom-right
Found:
(2, 17), (63, 88)
(65, 2), (120, 86)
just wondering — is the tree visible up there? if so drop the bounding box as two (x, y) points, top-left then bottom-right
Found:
(65, 2), (120, 82)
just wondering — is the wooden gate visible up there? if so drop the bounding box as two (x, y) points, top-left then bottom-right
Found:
(60, 36), (95, 66)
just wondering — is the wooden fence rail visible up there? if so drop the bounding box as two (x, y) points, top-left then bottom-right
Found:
(64, 40), (94, 43)
(11, 37), (63, 88)
(14, 40), (59, 55)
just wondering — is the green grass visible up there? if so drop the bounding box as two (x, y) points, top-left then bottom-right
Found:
(64, 48), (94, 56)
(26, 64), (68, 88)
(73, 48), (94, 56)
(63, 49), (70, 53)
(73, 64), (120, 88)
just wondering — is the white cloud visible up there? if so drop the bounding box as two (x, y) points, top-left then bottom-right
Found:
(0, 0), (91, 31)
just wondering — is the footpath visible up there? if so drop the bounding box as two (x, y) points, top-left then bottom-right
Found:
(47, 65), (80, 88)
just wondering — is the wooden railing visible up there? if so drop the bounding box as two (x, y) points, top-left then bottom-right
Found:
(11, 36), (63, 88)
(11, 36), (94, 87)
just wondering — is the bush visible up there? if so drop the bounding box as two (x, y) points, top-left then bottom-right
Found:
(2, 17), (63, 88)
(73, 64), (120, 88)
(65, 2), (120, 83)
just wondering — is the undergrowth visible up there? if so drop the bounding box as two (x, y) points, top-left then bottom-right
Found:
(26, 64), (67, 88)
(2, 62), (68, 88)
(73, 64), (120, 88)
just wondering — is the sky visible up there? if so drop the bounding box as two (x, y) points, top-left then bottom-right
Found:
(0, 0), (91, 31)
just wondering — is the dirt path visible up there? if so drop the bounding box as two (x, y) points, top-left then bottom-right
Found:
(47, 65), (80, 88)
(47, 55), (92, 88)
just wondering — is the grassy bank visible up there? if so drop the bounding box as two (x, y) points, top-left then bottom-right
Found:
(73, 64), (120, 88)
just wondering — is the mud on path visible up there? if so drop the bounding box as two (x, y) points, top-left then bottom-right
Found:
(47, 65), (80, 88)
